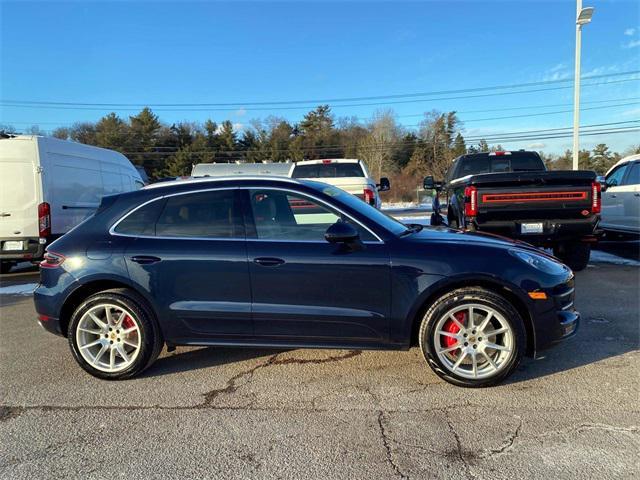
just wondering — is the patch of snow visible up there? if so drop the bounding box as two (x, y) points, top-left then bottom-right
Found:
(589, 250), (640, 266)
(0, 283), (37, 295)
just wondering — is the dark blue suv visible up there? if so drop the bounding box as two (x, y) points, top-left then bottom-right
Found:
(34, 176), (579, 386)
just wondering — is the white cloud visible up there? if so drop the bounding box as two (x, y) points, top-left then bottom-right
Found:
(235, 108), (247, 117)
(624, 28), (636, 36)
(542, 63), (571, 81)
(621, 107), (640, 117)
(623, 39), (640, 49)
(527, 143), (546, 149)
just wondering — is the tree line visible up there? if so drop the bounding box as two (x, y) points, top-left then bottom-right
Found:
(2, 106), (637, 201)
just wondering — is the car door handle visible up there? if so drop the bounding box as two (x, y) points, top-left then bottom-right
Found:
(130, 255), (161, 265)
(253, 257), (285, 267)
(609, 194), (617, 198)
(634, 193), (640, 197)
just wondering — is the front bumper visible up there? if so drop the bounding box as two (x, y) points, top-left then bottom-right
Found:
(531, 279), (580, 354)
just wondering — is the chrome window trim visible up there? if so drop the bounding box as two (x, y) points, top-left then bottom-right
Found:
(109, 185), (384, 243)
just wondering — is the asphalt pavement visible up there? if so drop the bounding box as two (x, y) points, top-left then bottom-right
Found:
(0, 259), (638, 479)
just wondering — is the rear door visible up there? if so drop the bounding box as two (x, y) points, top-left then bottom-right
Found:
(120, 188), (253, 340)
(0, 138), (40, 239)
(620, 162), (640, 232)
(242, 187), (391, 344)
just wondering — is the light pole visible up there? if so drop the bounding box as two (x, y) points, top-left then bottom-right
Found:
(572, 1), (594, 170)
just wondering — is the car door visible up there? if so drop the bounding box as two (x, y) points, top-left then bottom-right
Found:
(119, 188), (252, 341)
(242, 187), (391, 344)
(619, 162), (640, 232)
(601, 164), (629, 230)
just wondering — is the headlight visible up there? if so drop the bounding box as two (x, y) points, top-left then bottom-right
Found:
(509, 249), (568, 275)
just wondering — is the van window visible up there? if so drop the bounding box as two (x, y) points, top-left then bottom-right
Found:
(155, 190), (242, 238)
(113, 199), (166, 236)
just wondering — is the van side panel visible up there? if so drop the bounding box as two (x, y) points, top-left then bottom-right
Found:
(0, 137), (41, 238)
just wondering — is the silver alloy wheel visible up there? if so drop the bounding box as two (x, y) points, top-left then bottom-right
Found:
(76, 303), (141, 373)
(434, 303), (514, 380)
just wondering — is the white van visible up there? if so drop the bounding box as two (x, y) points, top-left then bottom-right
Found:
(0, 135), (144, 272)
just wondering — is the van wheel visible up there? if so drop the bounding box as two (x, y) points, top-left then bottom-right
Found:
(553, 242), (590, 271)
(68, 288), (163, 380)
(418, 287), (525, 387)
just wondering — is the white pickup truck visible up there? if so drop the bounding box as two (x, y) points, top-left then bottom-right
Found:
(288, 159), (390, 209)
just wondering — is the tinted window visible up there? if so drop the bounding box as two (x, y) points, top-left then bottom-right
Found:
(114, 198), (166, 236)
(291, 163), (365, 178)
(606, 164), (628, 188)
(155, 190), (242, 238)
(510, 155), (544, 171)
(623, 163), (639, 186)
(457, 153), (544, 176)
(248, 189), (375, 241)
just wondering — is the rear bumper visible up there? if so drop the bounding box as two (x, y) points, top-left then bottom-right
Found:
(0, 237), (46, 262)
(471, 216), (599, 245)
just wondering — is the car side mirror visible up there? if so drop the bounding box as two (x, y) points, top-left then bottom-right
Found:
(377, 177), (391, 192)
(325, 220), (360, 245)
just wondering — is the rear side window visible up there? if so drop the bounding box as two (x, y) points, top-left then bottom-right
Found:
(155, 190), (242, 238)
(113, 199), (166, 236)
(623, 163), (639, 186)
(291, 163), (365, 178)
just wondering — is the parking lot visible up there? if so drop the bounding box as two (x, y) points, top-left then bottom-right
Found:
(0, 249), (638, 480)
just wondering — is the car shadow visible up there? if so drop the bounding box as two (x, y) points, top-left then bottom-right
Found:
(140, 346), (291, 378)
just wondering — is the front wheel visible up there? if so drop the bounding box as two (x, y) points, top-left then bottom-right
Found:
(68, 289), (163, 380)
(419, 287), (525, 387)
(553, 242), (591, 271)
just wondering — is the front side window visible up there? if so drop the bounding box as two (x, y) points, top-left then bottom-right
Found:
(155, 190), (242, 238)
(248, 189), (375, 242)
(606, 164), (628, 188)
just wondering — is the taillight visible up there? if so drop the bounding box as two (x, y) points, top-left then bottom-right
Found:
(363, 187), (376, 206)
(40, 251), (65, 269)
(464, 186), (478, 217)
(591, 181), (601, 214)
(38, 202), (51, 238)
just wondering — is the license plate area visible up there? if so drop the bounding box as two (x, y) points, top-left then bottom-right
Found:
(2, 241), (25, 251)
(520, 223), (544, 234)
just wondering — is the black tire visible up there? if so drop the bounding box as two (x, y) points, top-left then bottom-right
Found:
(553, 242), (590, 271)
(0, 261), (13, 274)
(418, 287), (525, 387)
(67, 288), (163, 380)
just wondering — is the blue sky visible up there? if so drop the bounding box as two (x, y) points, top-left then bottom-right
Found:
(1, 0), (639, 154)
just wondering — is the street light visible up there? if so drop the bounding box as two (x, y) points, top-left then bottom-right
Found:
(572, 1), (595, 170)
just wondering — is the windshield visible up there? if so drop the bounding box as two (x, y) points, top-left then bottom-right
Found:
(292, 163), (365, 179)
(308, 183), (409, 236)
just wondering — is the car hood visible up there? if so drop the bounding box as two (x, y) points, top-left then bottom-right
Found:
(403, 225), (550, 255)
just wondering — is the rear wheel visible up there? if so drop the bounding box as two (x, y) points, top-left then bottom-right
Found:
(553, 242), (590, 271)
(68, 289), (163, 380)
(419, 287), (525, 387)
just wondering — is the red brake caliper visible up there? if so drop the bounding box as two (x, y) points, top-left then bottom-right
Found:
(122, 315), (135, 330)
(442, 311), (466, 355)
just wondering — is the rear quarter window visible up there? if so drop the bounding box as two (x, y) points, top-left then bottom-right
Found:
(113, 198), (166, 236)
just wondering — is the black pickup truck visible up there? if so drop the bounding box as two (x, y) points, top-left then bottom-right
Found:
(426, 150), (601, 271)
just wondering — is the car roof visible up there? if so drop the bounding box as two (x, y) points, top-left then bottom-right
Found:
(144, 175), (302, 190)
(605, 153), (640, 176)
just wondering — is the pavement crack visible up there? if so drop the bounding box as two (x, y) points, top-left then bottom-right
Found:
(377, 411), (409, 479)
(481, 417), (523, 458)
(0, 406), (24, 422)
(444, 410), (477, 479)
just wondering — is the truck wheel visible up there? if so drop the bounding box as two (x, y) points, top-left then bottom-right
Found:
(418, 287), (525, 387)
(553, 242), (591, 271)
